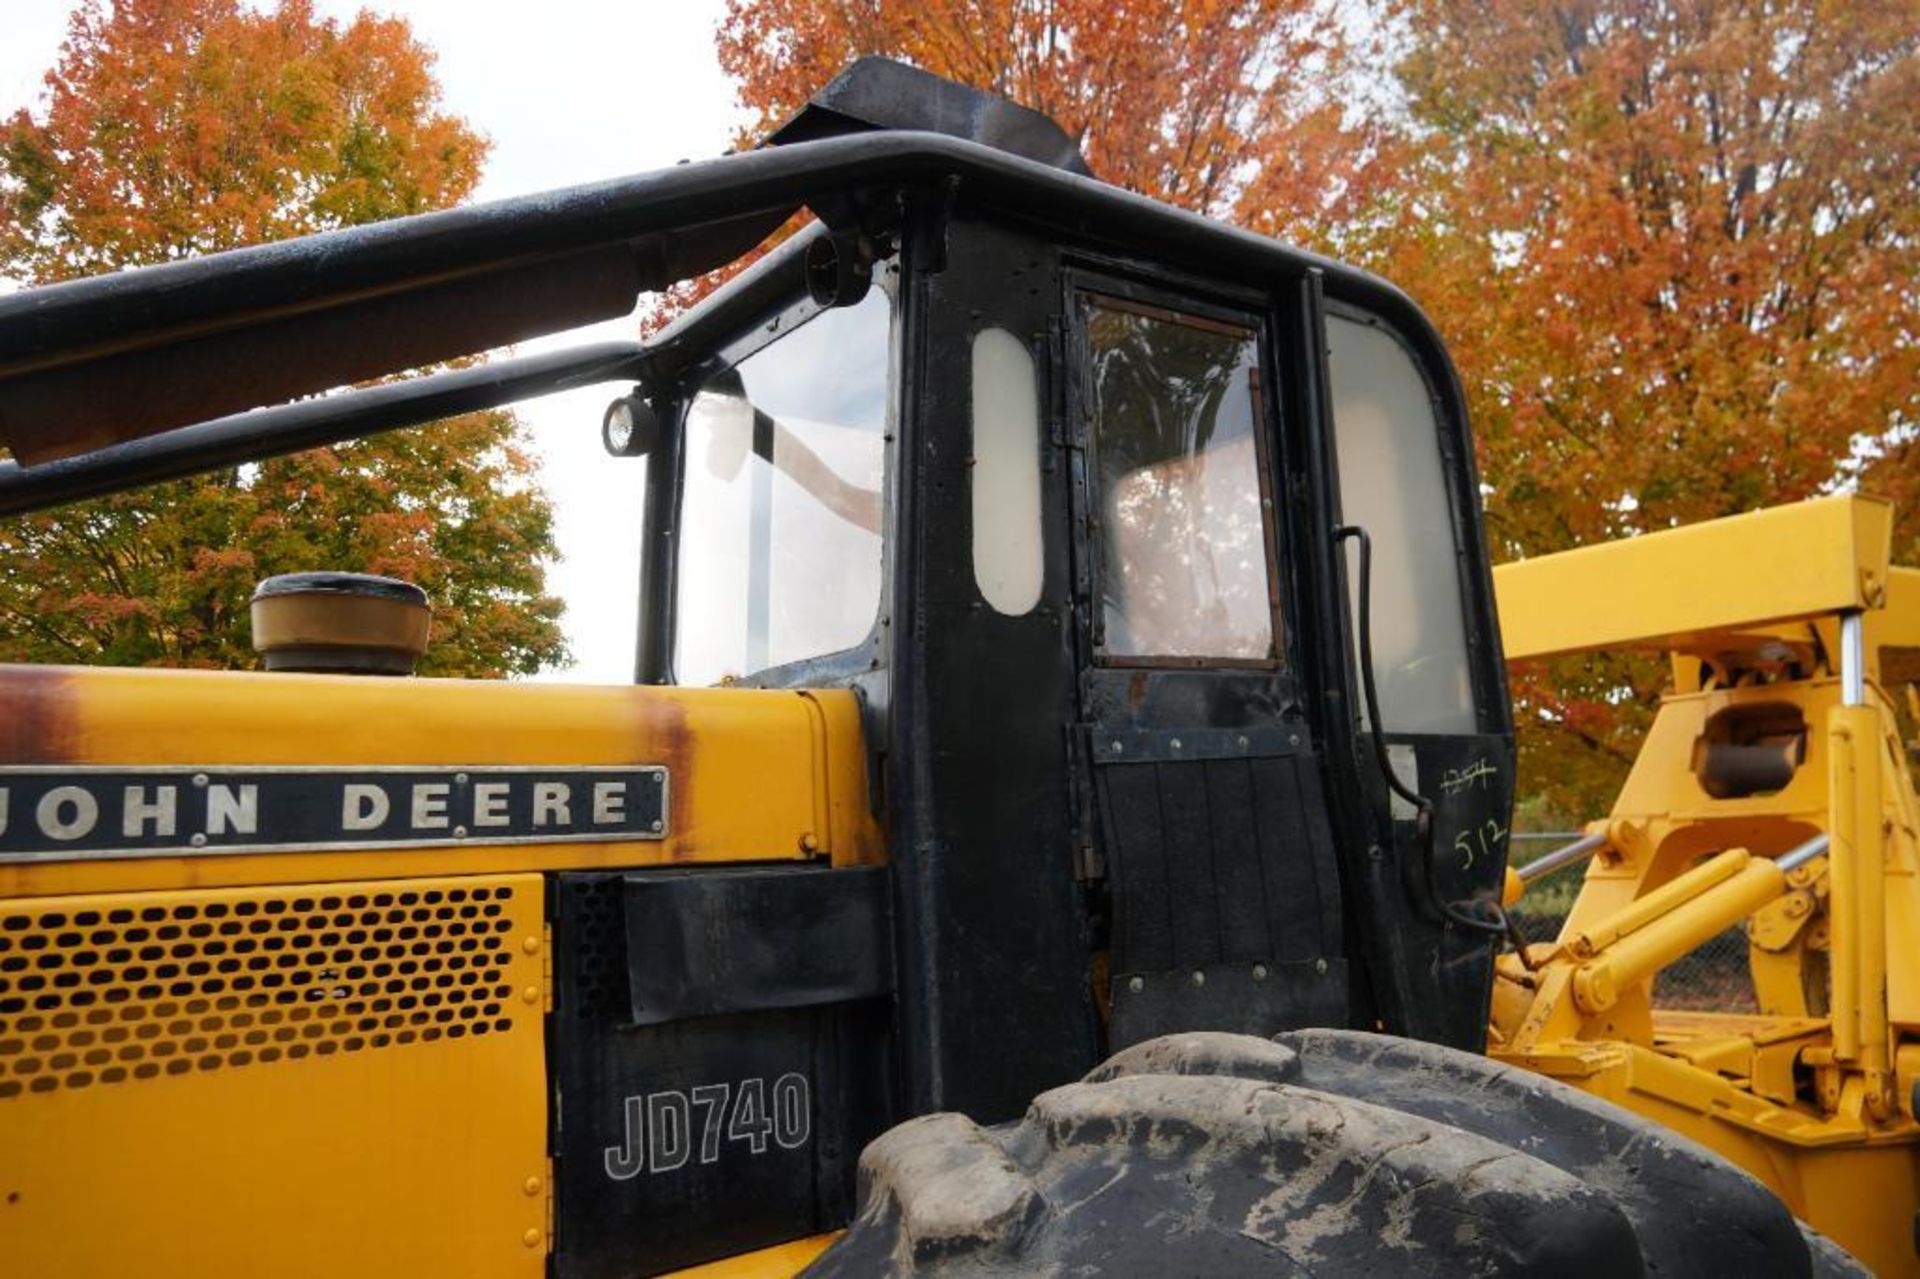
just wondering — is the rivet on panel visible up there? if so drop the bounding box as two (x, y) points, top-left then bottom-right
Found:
(523, 1177), (543, 1197)
(521, 986), (540, 1005)
(1314, 958), (1329, 975)
(1127, 976), (1144, 994)
(521, 936), (541, 955)
(522, 1228), (542, 1249)
(798, 832), (820, 855)
(1190, 970), (1206, 988)
(1252, 964), (1268, 981)
(192, 773), (209, 788)
(190, 834), (207, 848)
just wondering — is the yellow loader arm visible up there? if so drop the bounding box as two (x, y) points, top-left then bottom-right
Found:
(1488, 494), (1920, 1274)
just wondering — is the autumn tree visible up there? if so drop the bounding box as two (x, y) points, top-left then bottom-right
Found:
(0, 0), (567, 676)
(645, 0), (1387, 324)
(717, 0), (1378, 236)
(716, 1), (1920, 820)
(1371, 0), (1920, 817)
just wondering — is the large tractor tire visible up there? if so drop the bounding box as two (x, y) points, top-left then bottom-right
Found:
(807, 1030), (1863, 1276)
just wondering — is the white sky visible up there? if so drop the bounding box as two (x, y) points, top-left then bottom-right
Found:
(0, 0), (747, 683)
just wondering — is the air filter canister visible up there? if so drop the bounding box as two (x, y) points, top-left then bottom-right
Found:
(250, 571), (431, 675)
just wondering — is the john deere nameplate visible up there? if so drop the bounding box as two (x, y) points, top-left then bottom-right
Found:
(0, 766), (668, 862)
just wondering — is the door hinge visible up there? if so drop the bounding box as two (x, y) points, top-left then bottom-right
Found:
(1047, 317), (1081, 449)
(543, 1154), (557, 1258)
(540, 921), (555, 1015)
(1065, 723), (1104, 882)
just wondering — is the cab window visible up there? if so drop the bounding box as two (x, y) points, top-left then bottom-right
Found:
(673, 287), (891, 686)
(1326, 312), (1476, 733)
(1083, 296), (1278, 663)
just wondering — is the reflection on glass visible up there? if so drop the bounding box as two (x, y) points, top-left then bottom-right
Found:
(1087, 300), (1275, 660)
(675, 288), (889, 686)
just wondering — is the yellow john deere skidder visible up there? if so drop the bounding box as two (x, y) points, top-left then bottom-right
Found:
(0, 59), (1886, 1276)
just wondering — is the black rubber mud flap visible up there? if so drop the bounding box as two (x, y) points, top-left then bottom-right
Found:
(807, 1031), (1868, 1276)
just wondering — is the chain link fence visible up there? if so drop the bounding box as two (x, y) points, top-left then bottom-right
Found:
(1507, 833), (1756, 1013)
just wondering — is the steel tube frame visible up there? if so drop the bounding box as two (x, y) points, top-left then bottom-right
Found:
(0, 342), (647, 515)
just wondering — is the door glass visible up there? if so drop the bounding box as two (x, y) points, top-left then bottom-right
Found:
(675, 289), (890, 686)
(1327, 314), (1476, 733)
(1085, 299), (1275, 661)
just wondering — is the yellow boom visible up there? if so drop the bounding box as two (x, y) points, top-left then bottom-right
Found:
(1489, 494), (1920, 1274)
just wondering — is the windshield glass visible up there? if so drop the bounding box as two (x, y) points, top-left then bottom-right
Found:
(674, 287), (891, 686)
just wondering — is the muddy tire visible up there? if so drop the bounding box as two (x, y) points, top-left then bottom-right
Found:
(807, 1030), (1865, 1276)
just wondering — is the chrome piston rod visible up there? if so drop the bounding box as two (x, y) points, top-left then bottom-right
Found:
(1516, 830), (1609, 883)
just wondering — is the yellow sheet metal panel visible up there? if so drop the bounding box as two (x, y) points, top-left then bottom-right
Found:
(1494, 495), (1894, 661)
(0, 666), (881, 898)
(1868, 566), (1920, 655)
(661, 1233), (841, 1277)
(1495, 1040), (1920, 1277)
(0, 872), (547, 1277)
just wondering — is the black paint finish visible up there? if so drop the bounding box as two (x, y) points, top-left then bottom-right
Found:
(550, 871), (892, 1278)
(1061, 271), (1355, 1050)
(621, 866), (892, 1025)
(882, 215), (1102, 1121)
(1108, 960), (1348, 1047)
(1095, 748), (1346, 1042)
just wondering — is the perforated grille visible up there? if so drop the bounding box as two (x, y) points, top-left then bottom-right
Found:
(0, 876), (532, 1099)
(558, 873), (630, 1021)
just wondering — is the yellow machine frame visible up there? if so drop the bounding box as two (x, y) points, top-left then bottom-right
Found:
(0, 667), (879, 1277)
(1490, 494), (1920, 1274)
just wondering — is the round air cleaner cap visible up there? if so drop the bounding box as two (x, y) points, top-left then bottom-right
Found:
(250, 572), (431, 676)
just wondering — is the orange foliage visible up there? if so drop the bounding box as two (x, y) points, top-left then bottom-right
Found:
(717, 0), (1382, 236)
(1, 0), (487, 281)
(0, 0), (566, 677)
(1379, 0), (1920, 559)
(1372, 0), (1920, 815)
(708, 0), (1920, 819)
(645, 0), (1386, 324)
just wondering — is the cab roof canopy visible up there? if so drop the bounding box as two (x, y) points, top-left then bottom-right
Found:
(0, 57), (1427, 515)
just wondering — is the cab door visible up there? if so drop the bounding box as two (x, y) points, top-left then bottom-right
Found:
(1065, 273), (1349, 1050)
(1317, 296), (1516, 1050)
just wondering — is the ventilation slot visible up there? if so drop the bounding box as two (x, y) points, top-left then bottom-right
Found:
(561, 873), (631, 1021)
(0, 877), (526, 1099)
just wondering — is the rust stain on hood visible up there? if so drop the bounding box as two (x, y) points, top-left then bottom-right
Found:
(631, 689), (696, 860)
(0, 665), (79, 764)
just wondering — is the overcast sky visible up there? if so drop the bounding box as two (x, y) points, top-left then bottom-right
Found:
(0, 0), (747, 683)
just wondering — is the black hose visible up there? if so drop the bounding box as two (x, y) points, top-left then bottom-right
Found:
(1335, 524), (1506, 937)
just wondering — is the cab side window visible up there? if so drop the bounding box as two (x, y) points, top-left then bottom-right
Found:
(1326, 313), (1476, 733)
(674, 288), (891, 686)
(1083, 296), (1278, 663)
